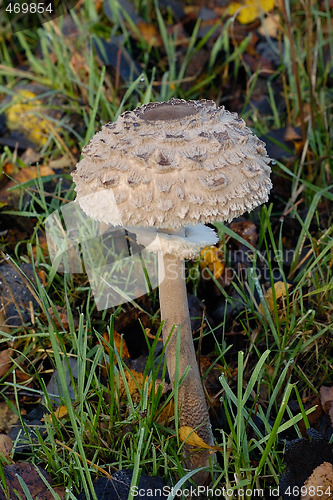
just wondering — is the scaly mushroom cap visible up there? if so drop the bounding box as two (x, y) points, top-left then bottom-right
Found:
(72, 98), (272, 229)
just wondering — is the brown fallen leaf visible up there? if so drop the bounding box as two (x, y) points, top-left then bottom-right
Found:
(284, 124), (303, 142)
(200, 356), (225, 405)
(39, 305), (74, 331)
(179, 426), (222, 452)
(320, 386), (333, 427)
(0, 402), (19, 433)
(136, 21), (162, 46)
(2, 462), (65, 499)
(102, 330), (130, 358)
(119, 369), (164, 403)
(0, 433), (13, 459)
(0, 164), (55, 206)
(114, 331), (130, 359)
(0, 348), (13, 378)
(297, 397), (323, 437)
(230, 220), (258, 247)
(155, 399), (174, 425)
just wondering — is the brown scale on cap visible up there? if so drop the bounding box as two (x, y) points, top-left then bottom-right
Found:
(72, 98), (272, 229)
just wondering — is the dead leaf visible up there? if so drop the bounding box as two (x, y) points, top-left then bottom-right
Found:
(137, 21), (162, 46)
(2, 462), (65, 499)
(118, 369), (163, 403)
(302, 462), (333, 499)
(0, 402), (19, 433)
(53, 405), (69, 419)
(230, 220), (258, 247)
(320, 386), (333, 427)
(258, 12), (281, 37)
(102, 330), (130, 359)
(200, 245), (225, 279)
(155, 399), (174, 425)
(297, 397), (323, 437)
(113, 331), (130, 358)
(0, 348), (13, 378)
(43, 405), (69, 425)
(4, 90), (51, 147)
(0, 165), (55, 206)
(228, 0), (274, 25)
(200, 356), (225, 405)
(178, 426), (221, 452)
(70, 52), (90, 79)
(259, 281), (291, 317)
(15, 369), (32, 384)
(284, 124), (303, 142)
(14, 165), (55, 183)
(20, 147), (41, 165)
(41, 305), (73, 331)
(0, 434), (13, 458)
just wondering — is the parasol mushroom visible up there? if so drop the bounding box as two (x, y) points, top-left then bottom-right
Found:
(71, 98), (272, 483)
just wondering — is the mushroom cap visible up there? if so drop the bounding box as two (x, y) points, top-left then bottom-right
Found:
(72, 98), (272, 229)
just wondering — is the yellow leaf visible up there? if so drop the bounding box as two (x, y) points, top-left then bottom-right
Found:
(43, 405), (69, 424)
(53, 405), (69, 419)
(5, 89), (50, 146)
(200, 246), (225, 279)
(213, 261), (225, 280)
(228, 0), (274, 24)
(179, 426), (221, 452)
(200, 246), (217, 265)
(259, 281), (291, 317)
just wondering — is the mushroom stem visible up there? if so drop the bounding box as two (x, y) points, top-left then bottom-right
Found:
(158, 251), (214, 483)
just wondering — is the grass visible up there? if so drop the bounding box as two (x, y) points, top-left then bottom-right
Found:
(0, 0), (332, 498)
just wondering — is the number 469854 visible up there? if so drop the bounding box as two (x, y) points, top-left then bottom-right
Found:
(6, 3), (53, 13)
(284, 486), (332, 497)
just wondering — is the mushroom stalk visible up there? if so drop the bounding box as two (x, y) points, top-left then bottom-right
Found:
(158, 250), (214, 481)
